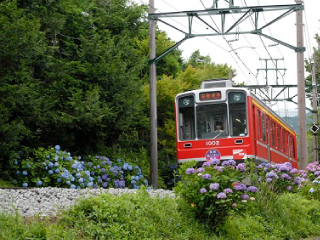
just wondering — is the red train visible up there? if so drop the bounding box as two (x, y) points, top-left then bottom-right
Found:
(175, 79), (298, 168)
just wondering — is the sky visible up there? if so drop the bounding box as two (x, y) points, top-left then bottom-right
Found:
(134, 0), (320, 116)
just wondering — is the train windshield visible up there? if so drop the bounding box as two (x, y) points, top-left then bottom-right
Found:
(197, 104), (228, 139)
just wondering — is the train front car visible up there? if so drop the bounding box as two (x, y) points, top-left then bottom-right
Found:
(175, 80), (252, 165)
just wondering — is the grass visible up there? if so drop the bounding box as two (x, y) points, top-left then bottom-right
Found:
(0, 179), (16, 187)
(1, 180), (320, 239)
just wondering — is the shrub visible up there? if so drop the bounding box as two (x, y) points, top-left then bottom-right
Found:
(174, 160), (258, 229)
(11, 145), (147, 189)
(255, 162), (300, 193)
(60, 190), (218, 240)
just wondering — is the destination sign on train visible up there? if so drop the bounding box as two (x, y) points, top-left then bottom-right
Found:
(200, 91), (221, 101)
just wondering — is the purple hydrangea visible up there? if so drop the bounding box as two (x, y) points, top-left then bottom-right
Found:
(202, 162), (211, 168)
(209, 183), (219, 190)
(214, 166), (223, 172)
(287, 186), (292, 191)
(197, 168), (205, 173)
(290, 168), (298, 174)
(202, 173), (211, 180)
(217, 192), (227, 199)
(266, 171), (279, 179)
(233, 184), (243, 191)
(237, 163), (246, 171)
(281, 173), (291, 180)
(266, 178), (273, 182)
(186, 168), (196, 174)
(314, 171), (320, 176)
(224, 188), (233, 194)
(241, 194), (249, 200)
(247, 186), (257, 193)
(200, 188), (207, 194)
(210, 159), (220, 165)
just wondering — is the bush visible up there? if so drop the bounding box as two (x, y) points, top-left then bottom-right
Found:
(60, 190), (218, 240)
(11, 145), (147, 189)
(255, 162), (300, 193)
(174, 160), (258, 229)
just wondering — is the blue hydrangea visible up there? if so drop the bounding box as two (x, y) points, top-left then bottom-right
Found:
(14, 160), (18, 165)
(16, 171), (20, 175)
(55, 169), (60, 174)
(26, 164), (31, 169)
(48, 170), (53, 175)
(22, 183), (28, 187)
(66, 181), (71, 185)
(70, 184), (76, 189)
(54, 162), (59, 167)
(37, 181), (42, 186)
(48, 162), (53, 168)
(57, 178), (62, 182)
(55, 145), (60, 151)
(22, 171), (28, 176)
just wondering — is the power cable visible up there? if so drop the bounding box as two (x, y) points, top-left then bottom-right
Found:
(198, 0), (259, 85)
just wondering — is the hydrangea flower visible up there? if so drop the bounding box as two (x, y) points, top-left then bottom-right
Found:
(266, 178), (273, 182)
(37, 181), (42, 186)
(22, 171), (28, 176)
(241, 194), (249, 200)
(237, 163), (246, 171)
(224, 188), (233, 194)
(209, 183), (219, 190)
(22, 183), (28, 187)
(202, 173), (211, 180)
(184, 168), (195, 175)
(217, 192), (227, 199)
(55, 145), (60, 151)
(200, 188), (207, 194)
(247, 186), (257, 193)
(197, 168), (205, 173)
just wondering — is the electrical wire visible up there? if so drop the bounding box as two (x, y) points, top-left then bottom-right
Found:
(140, 0), (254, 84)
(198, 0), (259, 85)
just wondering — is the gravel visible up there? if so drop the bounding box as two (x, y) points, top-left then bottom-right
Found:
(0, 188), (175, 217)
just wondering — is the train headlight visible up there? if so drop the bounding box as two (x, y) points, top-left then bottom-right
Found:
(233, 93), (241, 102)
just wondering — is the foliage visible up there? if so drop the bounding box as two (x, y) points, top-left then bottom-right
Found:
(61, 190), (217, 240)
(255, 162), (300, 193)
(11, 145), (147, 189)
(0, 0), (154, 171)
(174, 160), (257, 229)
(0, 212), (88, 240)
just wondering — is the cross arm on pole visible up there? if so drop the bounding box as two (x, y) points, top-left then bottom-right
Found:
(148, 36), (192, 64)
(256, 32), (305, 52)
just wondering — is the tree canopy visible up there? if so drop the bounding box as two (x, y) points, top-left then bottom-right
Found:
(0, 0), (235, 177)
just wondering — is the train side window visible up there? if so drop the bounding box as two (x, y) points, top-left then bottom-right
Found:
(271, 121), (276, 147)
(287, 133), (290, 155)
(178, 96), (195, 141)
(290, 136), (295, 158)
(257, 110), (261, 140)
(277, 125), (281, 149)
(282, 129), (286, 153)
(262, 113), (266, 142)
(265, 116), (269, 144)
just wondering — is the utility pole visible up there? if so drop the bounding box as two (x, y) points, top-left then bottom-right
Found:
(257, 58), (286, 85)
(296, 0), (308, 169)
(149, 0), (158, 189)
(312, 53), (318, 162)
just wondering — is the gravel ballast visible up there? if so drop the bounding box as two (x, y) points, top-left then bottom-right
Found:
(0, 188), (174, 217)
